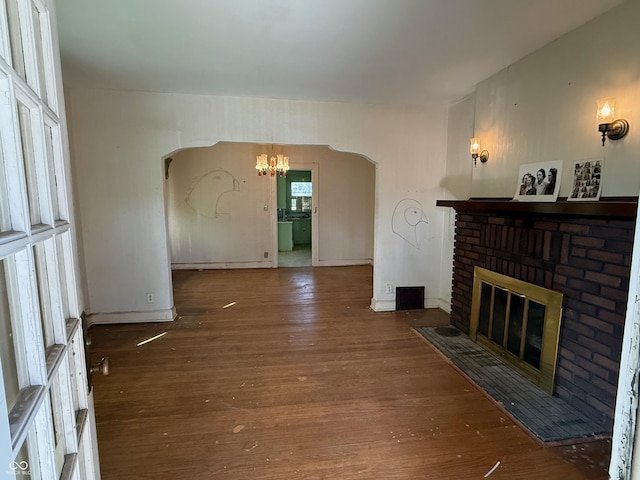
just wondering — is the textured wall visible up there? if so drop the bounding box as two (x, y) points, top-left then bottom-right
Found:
(468, 1), (640, 199)
(67, 89), (448, 321)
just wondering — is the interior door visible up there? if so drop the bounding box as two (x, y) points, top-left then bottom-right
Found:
(0, 0), (100, 478)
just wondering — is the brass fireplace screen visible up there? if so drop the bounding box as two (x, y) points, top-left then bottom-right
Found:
(469, 267), (564, 394)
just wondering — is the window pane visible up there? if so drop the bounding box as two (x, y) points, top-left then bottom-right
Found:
(0, 2), (9, 62)
(12, 436), (34, 479)
(0, 129), (13, 233)
(291, 182), (312, 196)
(69, 328), (86, 412)
(17, 101), (42, 227)
(0, 257), (20, 412)
(524, 300), (545, 368)
(5, 0), (26, 80)
(490, 287), (507, 346)
(44, 123), (63, 222)
(477, 282), (492, 337)
(18, 101), (53, 227)
(48, 384), (65, 476)
(506, 294), (525, 356)
(55, 234), (71, 321)
(33, 244), (55, 347)
(30, 2), (48, 104)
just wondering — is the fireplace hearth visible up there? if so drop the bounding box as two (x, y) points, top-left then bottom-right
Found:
(414, 325), (609, 443)
(437, 197), (637, 429)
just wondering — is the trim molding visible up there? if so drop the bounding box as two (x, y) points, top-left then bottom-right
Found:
(315, 258), (373, 267)
(172, 261), (274, 270)
(370, 297), (448, 312)
(88, 307), (177, 325)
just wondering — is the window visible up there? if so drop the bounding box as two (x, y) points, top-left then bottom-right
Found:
(291, 181), (312, 197)
(290, 181), (312, 211)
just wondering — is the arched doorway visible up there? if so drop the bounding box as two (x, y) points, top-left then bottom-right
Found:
(164, 142), (375, 270)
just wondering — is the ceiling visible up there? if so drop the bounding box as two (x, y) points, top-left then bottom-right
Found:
(54, 0), (625, 107)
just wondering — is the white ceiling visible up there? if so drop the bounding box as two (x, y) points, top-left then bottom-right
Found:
(54, 0), (625, 107)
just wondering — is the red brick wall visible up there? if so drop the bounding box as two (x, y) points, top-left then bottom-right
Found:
(450, 213), (634, 427)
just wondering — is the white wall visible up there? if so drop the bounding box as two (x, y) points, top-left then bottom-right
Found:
(467, 0), (640, 199)
(166, 142), (375, 268)
(285, 144), (376, 265)
(439, 93), (476, 305)
(167, 143), (272, 268)
(442, 0), (640, 316)
(66, 90), (449, 322)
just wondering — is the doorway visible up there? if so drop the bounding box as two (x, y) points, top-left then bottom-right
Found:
(277, 169), (313, 267)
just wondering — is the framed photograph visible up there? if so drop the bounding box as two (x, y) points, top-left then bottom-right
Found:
(513, 160), (563, 202)
(568, 158), (603, 201)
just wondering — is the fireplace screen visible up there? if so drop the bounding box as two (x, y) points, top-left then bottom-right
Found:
(470, 267), (563, 394)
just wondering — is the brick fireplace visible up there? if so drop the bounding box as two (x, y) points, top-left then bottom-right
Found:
(437, 197), (638, 428)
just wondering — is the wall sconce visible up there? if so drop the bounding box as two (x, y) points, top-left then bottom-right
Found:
(597, 97), (629, 146)
(470, 137), (489, 167)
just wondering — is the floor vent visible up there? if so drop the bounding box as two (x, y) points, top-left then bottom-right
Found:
(396, 286), (425, 310)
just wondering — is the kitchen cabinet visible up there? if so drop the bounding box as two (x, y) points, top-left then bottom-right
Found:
(292, 218), (311, 245)
(278, 221), (294, 251)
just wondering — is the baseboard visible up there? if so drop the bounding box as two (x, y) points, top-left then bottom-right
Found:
(370, 298), (395, 311)
(88, 307), (177, 325)
(314, 258), (373, 267)
(172, 261), (274, 270)
(428, 297), (451, 313)
(370, 297), (451, 313)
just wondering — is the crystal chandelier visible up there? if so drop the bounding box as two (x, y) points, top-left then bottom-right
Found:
(255, 153), (290, 177)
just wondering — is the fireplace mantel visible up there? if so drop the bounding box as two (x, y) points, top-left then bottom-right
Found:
(436, 197), (638, 218)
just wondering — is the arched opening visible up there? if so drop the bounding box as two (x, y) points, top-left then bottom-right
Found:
(163, 141), (375, 271)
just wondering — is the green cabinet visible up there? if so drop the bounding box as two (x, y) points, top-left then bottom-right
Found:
(292, 218), (311, 245)
(278, 221), (294, 251)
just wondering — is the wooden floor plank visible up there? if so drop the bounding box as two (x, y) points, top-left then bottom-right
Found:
(89, 266), (611, 479)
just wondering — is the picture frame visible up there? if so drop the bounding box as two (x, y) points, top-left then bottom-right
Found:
(568, 158), (603, 201)
(513, 160), (563, 202)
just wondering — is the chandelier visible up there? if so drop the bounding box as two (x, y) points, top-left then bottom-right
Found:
(255, 153), (290, 177)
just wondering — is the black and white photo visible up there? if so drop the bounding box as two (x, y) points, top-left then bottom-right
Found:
(568, 159), (603, 201)
(513, 160), (563, 202)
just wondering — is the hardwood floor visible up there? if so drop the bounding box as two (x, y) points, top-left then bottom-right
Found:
(88, 266), (611, 479)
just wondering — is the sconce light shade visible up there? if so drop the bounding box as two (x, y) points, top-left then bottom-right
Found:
(596, 97), (615, 124)
(596, 97), (629, 146)
(469, 137), (481, 155)
(469, 137), (489, 166)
